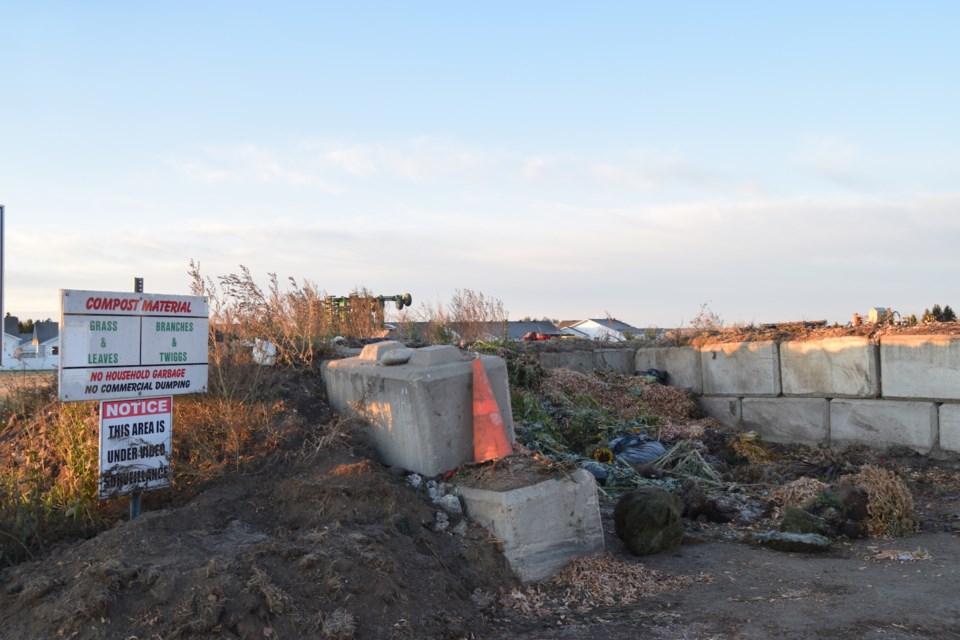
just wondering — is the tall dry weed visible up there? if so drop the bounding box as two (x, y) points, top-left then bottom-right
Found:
(416, 288), (508, 344)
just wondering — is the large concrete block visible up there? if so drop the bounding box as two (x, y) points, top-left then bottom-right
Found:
(699, 396), (741, 428)
(780, 337), (879, 398)
(536, 350), (595, 373)
(830, 399), (937, 453)
(938, 404), (960, 453)
(458, 469), (604, 582)
(701, 340), (781, 396)
(881, 335), (960, 400)
(323, 350), (514, 476)
(741, 398), (829, 446)
(594, 348), (636, 374)
(635, 346), (702, 393)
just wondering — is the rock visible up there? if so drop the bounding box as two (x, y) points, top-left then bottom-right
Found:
(437, 494), (463, 515)
(406, 474), (423, 488)
(780, 505), (830, 536)
(434, 511), (450, 532)
(614, 487), (684, 556)
(746, 531), (832, 553)
(381, 348), (413, 365)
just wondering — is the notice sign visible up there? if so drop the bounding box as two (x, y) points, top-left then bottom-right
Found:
(99, 397), (172, 499)
(59, 289), (209, 402)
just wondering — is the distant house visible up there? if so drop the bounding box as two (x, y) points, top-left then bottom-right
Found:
(3, 316), (59, 370)
(557, 318), (642, 342)
(2, 316), (20, 365)
(503, 321), (564, 341)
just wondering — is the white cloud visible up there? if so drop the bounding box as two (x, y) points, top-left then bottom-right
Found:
(172, 144), (342, 192)
(793, 134), (868, 188)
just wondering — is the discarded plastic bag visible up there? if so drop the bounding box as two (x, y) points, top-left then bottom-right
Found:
(609, 434), (666, 465)
(635, 368), (669, 384)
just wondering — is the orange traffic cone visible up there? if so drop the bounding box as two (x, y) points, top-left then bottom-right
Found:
(473, 358), (511, 463)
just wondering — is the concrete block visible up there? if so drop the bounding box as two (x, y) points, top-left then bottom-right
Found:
(635, 346), (702, 393)
(323, 351), (514, 476)
(594, 348), (636, 374)
(938, 404), (960, 453)
(699, 396), (741, 428)
(780, 337), (879, 398)
(359, 340), (406, 361)
(536, 350), (595, 373)
(458, 469), (604, 582)
(408, 344), (461, 367)
(741, 398), (829, 446)
(881, 335), (960, 400)
(701, 340), (781, 396)
(830, 399), (937, 453)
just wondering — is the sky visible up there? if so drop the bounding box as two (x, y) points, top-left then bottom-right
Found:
(2, 1), (959, 328)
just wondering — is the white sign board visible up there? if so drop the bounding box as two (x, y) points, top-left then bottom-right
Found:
(99, 397), (173, 499)
(59, 290), (209, 401)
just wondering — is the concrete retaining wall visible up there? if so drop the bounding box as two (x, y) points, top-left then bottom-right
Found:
(881, 335), (960, 400)
(632, 335), (960, 455)
(741, 398), (830, 446)
(701, 340), (780, 396)
(780, 337), (879, 398)
(635, 346), (702, 393)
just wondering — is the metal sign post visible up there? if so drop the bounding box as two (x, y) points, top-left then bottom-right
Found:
(130, 277), (143, 520)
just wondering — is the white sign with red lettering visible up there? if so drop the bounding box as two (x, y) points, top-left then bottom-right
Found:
(99, 397), (173, 499)
(59, 289), (209, 401)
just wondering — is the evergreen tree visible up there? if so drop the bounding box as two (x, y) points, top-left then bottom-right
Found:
(944, 305), (957, 322)
(932, 304), (944, 322)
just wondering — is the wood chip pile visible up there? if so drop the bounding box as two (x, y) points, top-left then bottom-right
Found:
(541, 369), (697, 421)
(769, 477), (828, 508)
(541, 369), (646, 420)
(498, 555), (713, 619)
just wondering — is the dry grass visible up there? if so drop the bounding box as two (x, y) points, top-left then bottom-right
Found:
(844, 465), (917, 537)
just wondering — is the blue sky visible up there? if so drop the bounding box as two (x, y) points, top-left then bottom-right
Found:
(2, 2), (959, 327)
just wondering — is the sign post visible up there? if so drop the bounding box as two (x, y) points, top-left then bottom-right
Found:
(58, 285), (208, 518)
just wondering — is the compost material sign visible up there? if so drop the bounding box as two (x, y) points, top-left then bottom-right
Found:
(59, 289), (209, 401)
(99, 397), (172, 499)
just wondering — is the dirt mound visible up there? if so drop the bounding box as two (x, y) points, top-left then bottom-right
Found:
(0, 439), (514, 640)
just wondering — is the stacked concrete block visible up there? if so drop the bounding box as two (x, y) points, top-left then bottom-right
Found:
(881, 335), (960, 400)
(635, 346), (702, 393)
(458, 469), (604, 582)
(741, 398), (830, 446)
(701, 340), (781, 396)
(938, 404), (960, 453)
(593, 348), (636, 374)
(699, 396), (741, 428)
(323, 342), (514, 476)
(780, 337), (879, 398)
(536, 350), (596, 373)
(830, 399), (937, 453)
